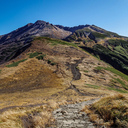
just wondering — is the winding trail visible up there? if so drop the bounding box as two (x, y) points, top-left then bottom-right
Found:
(66, 57), (96, 96)
(49, 58), (99, 128)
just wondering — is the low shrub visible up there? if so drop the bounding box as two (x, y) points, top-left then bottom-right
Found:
(92, 32), (107, 38)
(86, 84), (100, 89)
(107, 87), (128, 93)
(35, 37), (77, 47)
(36, 55), (46, 60)
(6, 59), (27, 67)
(47, 59), (56, 66)
(29, 52), (42, 58)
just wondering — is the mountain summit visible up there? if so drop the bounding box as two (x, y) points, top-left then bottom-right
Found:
(0, 20), (72, 63)
(0, 20), (71, 45)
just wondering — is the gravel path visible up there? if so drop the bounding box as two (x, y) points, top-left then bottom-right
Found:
(50, 99), (99, 128)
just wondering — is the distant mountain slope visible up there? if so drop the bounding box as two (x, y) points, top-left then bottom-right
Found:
(63, 24), (128, 75)
(56, 24), (90, 33)
(81, 39), (128, 75)
(64, 25), (123, 43)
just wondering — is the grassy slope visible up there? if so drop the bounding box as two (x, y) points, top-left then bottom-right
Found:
(0, 37), (128, 127)
(0, 58), (64, 108)
(0, 37), (81, 110)
(66, 26), (128, 76)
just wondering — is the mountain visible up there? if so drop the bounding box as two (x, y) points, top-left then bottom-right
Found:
(0, 20), (128, 128)
(1, 20), (128, 75)
(1, 20), (128, 76)
(0, 20), (71, 64)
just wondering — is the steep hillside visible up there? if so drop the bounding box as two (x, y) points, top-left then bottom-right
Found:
(61, 25), (128, 75)
(65, 25), (124, 42)
(0, 20), (71, 64)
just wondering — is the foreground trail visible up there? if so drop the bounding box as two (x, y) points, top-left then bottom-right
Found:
(50, 99), (99, 128)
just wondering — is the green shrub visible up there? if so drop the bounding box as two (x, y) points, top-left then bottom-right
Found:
(95, 66), (103, 71)
(95, 66), (128, 91)
(92, 32), (107, 38)
(29, 52), (42, 58)
(107, 87), (128, 93)
(50, 62), (56, 66)
(36, 55), (46, 60)
(35, 37), (77, 47)
(47, 59), (52, 64)
(84, 70), (88, 73)
(108, 39), (128, 46)
(113, 78), (128, 90)
(107, 45), (113, 50)
(47, 59), (56, 66)
(95, 66), (128, 81)
(6, 59), (27, 67)
(86, 84), (100, 89)
(83, 44), (128, 75)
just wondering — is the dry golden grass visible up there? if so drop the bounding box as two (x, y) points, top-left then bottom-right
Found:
(0, 58), (65, 110)
(0, 100), (59, 128)
(0, 96), (100, 128)
(47, 100), (59, 109)
(22, 111), (54, 128)
(83, 94), (128, 127)
(0, 58), (62, 91)
(0, 98), (86, 128)
(0, 109), (26, 128)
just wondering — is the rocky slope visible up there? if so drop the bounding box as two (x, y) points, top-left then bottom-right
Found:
(0, 20), (71, 44)
(0, 20), (71, 64)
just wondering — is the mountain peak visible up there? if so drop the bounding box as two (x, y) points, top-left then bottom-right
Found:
(34, 20), (47, 25)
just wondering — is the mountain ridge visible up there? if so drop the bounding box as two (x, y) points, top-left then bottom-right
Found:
(0, 20), (128, 76)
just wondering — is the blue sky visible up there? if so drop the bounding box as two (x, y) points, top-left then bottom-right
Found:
(0, 0), (128, 36)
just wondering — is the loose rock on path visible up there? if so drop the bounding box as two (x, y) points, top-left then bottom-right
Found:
(50, 99), (99, 128)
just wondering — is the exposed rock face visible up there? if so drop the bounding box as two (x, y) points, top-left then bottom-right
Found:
(0, 20), (72, 45)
